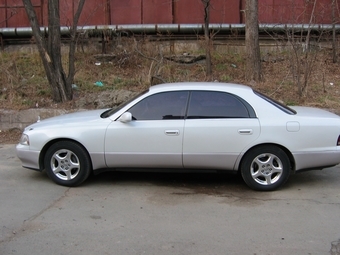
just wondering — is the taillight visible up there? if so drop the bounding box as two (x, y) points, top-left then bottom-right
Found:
(337, 135), (340, 146)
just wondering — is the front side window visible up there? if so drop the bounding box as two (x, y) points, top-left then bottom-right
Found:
(128, 91), (189, 120)
(187, 91), (251, 119)
(101, 90), (149, 118)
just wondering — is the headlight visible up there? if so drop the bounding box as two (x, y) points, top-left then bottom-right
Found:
(19, 134), (30, 146)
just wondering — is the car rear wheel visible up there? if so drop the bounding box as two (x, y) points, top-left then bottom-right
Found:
(240, 145), (290, 191)
(44, 141), (92, 187)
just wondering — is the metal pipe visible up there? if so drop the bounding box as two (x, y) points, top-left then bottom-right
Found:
(0, 24), (339, 37)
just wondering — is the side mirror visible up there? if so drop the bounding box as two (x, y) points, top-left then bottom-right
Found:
(118, 112), (132, 123)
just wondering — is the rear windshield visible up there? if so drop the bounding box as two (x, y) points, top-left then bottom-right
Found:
(254, 90), (296, 115)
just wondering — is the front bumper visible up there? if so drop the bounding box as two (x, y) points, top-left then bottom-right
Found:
(16, 144), (41, 171)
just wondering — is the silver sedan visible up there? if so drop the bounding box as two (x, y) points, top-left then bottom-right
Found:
(16, 82), (340, 191)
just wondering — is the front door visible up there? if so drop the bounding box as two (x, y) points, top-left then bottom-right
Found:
(105, 91), (189, 168)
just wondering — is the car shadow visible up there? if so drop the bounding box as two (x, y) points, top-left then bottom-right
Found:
(85, 168), (339, 194)
(25, 167), (337, 195)
(284, 169), (337, 189)
(87, 170), (249, 195)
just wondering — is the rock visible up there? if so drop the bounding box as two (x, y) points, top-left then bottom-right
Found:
(165, 55), (206, 64)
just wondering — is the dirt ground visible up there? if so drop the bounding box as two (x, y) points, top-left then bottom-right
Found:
(0, 129), (22, 144)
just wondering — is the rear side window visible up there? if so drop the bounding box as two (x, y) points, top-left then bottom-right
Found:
(187, 91), (253, 119)
(254, 90), (296, 115)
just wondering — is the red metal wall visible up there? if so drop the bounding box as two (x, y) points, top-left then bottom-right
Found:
(0, 0), (339, 29)
(0, 0), (43, 27)
(174, 0), (240, 24)
(143, 0), (173, 23)
(258, 0), (337, 24)
(46, 0), (109, 26)
(110, 0), (141, 24)
(210, 0), (241, 23)
(174, 0), (204, 23)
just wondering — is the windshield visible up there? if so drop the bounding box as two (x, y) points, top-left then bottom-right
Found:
(254, 90), (296, 115)
(100, 89), (149, 118)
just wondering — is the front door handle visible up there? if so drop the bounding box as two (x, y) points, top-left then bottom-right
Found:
(165, 130), (180, 136)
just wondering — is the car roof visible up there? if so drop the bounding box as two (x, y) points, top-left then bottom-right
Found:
(148, 82), (254, 93)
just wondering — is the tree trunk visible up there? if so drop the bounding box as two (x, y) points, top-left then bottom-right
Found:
(332, 0), (337, 63)
(22, 0), (85, 103)
(202, 0), (212, 77)
(48, 0), (70, 102)
(245, 0), (262, 82)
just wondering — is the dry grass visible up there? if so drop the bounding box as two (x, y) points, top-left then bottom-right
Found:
(1, 38), (340, 111)
(1, 38), (340, 144)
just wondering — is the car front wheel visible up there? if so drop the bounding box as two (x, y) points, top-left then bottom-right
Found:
(44, 141), (92, 187)
(240, 145), (291, 191)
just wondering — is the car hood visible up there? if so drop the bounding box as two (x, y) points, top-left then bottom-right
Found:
(290, 106), (340, 118)
(25, 109), (109, 130)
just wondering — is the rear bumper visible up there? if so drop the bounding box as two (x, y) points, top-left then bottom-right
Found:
(294, 150), (340, 171)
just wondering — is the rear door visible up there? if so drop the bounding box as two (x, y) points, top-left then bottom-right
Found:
(183, 91), (261, 170)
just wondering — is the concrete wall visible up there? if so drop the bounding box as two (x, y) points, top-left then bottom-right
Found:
(0, 108), (69, 131)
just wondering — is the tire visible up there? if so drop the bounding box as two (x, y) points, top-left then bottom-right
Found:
(240, 145), (290, 191)
(44, 141), (92, 187)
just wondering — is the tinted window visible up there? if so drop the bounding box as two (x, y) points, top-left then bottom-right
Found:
(128, 91), (189, 120)
(187, 91), (250, 119)
(101, 90), (149, 118)
(254, 90), (296, 115)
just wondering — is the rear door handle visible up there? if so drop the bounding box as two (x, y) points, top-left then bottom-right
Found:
(165, 130), (180, 136)
(238, 129), (253, 135)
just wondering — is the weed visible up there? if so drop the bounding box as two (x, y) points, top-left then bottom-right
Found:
(216, 63), (227, 71)
(220, 75), (232, 82)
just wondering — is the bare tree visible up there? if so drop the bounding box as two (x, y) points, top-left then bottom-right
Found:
(22, 0), (85, 102)
(286, 0), (323, 97)
(133, 38), (166, 85)
(245, 0), (262, 82)
(202, 0), (212, 77)
(332, 0), (338, 63)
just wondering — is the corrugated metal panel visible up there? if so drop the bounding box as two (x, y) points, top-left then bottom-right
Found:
(174, 0), (240, 24)
(1, 0), (339, 29)
(258, 0), (273, 23)
(0, 0), (6, 28)
(142, 0), (172, 24)
(7, 7), (35, 27)
(110, 0), (141, 24)
(58, 0), (74, 26)
(174, 0), (204, 23)
(259, 0), (340, 24)
(79, 0), (109, 25)
(0, 0), (42, 28)
(309, 0), (336, 24)
(210, 0), (241, 23)
(260, 0), (311, 23)
(57, 0), (109, 27)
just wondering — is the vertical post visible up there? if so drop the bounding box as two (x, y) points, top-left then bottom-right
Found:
(0, 34), (4, 51)
(101, 31), (106, 54)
